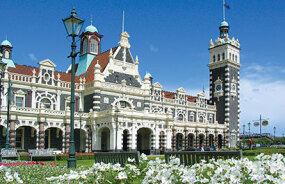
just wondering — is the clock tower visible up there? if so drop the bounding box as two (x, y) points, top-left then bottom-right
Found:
(208, 20), (241, 147)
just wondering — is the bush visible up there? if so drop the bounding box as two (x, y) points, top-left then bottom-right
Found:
(56, 153), (94, 161)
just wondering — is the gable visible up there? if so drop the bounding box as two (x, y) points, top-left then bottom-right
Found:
(38, 59), (57, 68)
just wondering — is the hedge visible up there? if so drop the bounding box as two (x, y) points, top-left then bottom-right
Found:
(243, 148), (285, 156)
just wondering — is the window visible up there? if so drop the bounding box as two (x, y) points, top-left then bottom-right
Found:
(218, 54), (220, 61)
(222, 53), (225, 60)
(83, 39), (88, 54)
(4, 50), (10, 58)
(199, 116), (204, 123)
(117, 101), (131, 109)
(137, 102), (141, 107)
(41, 98), (51, 109)
(235, 55), (237, 62)
(177, 114), (183, 121)
(213, 55), (216, 62)
(189, 115), (194, 122)
(104, 97), (109, 103)
(90, 39), (98, 54)
(16, 96), (24, 107)
(229, 53), (231, 60)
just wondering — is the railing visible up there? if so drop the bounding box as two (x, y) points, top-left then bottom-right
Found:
(165, 151), (242, 166)
(94, 151), (140, 165)
(7, 72), (81, 90)
(10, 73), (32, 83)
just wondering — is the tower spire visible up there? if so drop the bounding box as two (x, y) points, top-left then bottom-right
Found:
(223, 0), (225, 20)
(122, 10), (125, 33)
(91, 15), (93, 25)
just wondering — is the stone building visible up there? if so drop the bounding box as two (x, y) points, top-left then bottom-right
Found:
(0, 18), (240, 154)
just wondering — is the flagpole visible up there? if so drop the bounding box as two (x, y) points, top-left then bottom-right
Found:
(223, 0), (225, 20)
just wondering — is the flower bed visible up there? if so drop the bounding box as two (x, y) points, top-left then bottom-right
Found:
(1, 153), (285, 183)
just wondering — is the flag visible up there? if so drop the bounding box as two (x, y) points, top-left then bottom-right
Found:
(224, 2), (230, 9)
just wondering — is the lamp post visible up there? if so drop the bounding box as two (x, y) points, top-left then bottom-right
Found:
(0, 58), (7, 162)
(248, 122), (251, 138)
(79, 109), (82, 153)
(273, 126), (276, 140)
(242, 124), (245, 136)
(252, 115), (269, 147)
(5, 77), (11, 149)
(62, 8), (84, 168)
(115, 107), (120, 152)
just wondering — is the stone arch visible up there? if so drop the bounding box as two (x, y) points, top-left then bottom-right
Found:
(199, 133), (205, 148)
(98, 127), (111, 151)
(188, 133), (195, 149)
(16, 125), (37, 151)
(0, 125), (7, 148)
(137, 127), (153, 155)
(176, 133), (184, 150)
(208, 134), (215, 147)
(218, 134), (223, 148)
(44, 127), (63, 150)
(122, 129), (130, 151)
(74, 128), (87, 153)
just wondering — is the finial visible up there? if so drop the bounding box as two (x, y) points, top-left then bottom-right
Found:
(109, 48), (113, 56)
(6, 35), (7, 40)
(122, 10), (125, 33)
(135, 55), (139, 63)
(90, 15), (93, 25)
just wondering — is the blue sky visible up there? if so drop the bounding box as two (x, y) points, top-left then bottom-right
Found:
(1, 0), (285, 136)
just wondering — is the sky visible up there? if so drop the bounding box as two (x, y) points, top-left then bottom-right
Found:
(0, 0), (285, 136)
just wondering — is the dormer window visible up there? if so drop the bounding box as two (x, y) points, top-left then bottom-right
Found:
(117, 101), (131, 109)
(41, 98), (51, 109)
(177, 114), (183, 121)
(90, 39), (98, 54)
(83, 39), (88, 54)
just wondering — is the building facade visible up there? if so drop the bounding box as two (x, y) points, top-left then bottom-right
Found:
(0, 18), (240, 154)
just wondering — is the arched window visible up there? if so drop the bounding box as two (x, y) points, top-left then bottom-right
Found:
(217, 54), (220, 61)
(235, 55), (237, 62)
(229, 53), (232, 60)
(41, 98), (51, 109)
(222, 53), (225, 60)
(90, 39), (98, 54)
(117, 101), (131, 109)
(4, 50), (10, 59)
(177, 114), (183, 121)
(83, 39), (88, 54)
(199, 116), (204, 123)
(213, 55), (216, 62)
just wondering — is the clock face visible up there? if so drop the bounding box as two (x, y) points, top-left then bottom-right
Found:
(216, 84), (222, 91)
(232, 84), (236, 90)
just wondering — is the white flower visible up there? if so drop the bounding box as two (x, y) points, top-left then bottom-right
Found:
(117, 171), (128, 180)
(141, 153), (148, 161)
(128, 157), (135, 163)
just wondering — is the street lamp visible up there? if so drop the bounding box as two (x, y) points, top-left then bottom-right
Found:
(252, 115), (269, 147)
(5, 77), (11, 149)
(274, 126), (276, 140)
(0, 58), (7, 162)
(79, 108), (82, 153)
(62, 8), (84, 168)
(248, 122), (251, 138)
(242, 124), (245, 136)
(115, 107), (120, 152)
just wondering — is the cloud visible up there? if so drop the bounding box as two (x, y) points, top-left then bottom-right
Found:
(28, 53), (37, 61)
(149, 44), (159, 53)
(240, 64), (285, 136)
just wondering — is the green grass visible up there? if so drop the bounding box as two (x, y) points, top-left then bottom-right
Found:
(44, 159), (95, 167)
